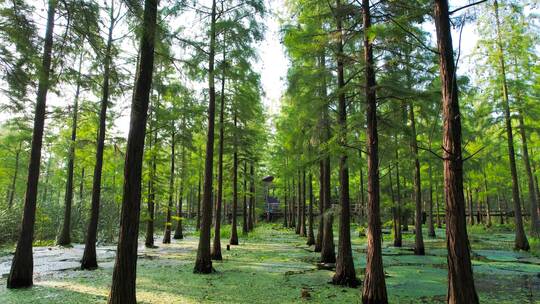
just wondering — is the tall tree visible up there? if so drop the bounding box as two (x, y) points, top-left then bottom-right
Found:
(361, 0), (387, 301)
(57, 50), (84, 246)
(194, 0), (217, 274)
(332, 0), (356, 287)
(493, 0), (529, 251)
(7, 0), (56, 289)
(107, 0), (158, 301)
(81, 1), (118, 269)
(433, 0), (479, 302)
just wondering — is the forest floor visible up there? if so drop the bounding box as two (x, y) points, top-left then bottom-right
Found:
(0, 223), (539, 303)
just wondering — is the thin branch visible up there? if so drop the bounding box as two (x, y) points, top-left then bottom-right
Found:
(449, 0), (488, 15)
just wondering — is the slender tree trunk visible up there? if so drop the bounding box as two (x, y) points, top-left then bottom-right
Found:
(408, 103), (425, 255)
(319, 52), (335, 264)
(435, 181), (442, 228)
(315, 161), (324, 252)
(483, 169), (492, 227)
(493, 0), (529, 251)
(434, 1), (479, 302)
(212, 47), (226, 259)
(333, 0), (356, 286)
(7, 0), (56, 289)
(517, 112), (539, 236)
(81, 6), (115, 269)
(248, 163), (255, 231)
(359, 150), (366, 222)
(300, 170), (307, 237)
(307, 172), (315, 245)
(467, 185), (474, 225)
(163, 130), (175, 244)
(230, 112), (239, 245)
(295, 172), (301, 234)
(194, 0), (217, 274)
(197, 170), (201, 231)
(7, 142), (22, 209)
(145, 103), (158, 248)
(283, 176), (288, 228)
(58, 52), (83, 246)
(107, 0), (157, 302)
(428, 162), (436, 237)
(174, 145), (185, 240)
(361, 1), (387, 301)
(244, 160), (249, 233)
(394, 142), (402, 247)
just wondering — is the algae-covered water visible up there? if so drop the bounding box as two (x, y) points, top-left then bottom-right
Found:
(0, 224), (538, 303)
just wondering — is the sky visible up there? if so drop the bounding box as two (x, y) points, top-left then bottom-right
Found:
(0, 0), (505, 137)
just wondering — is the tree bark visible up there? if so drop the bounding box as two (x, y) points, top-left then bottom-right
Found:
(314, 161), (324, 252)
(230, 112), (239, 245)
(107, 0), (157, 301)
(299, 170), (306, 237)
(7, 0), (56, 289)
(212, 47), (226, 259)
(493, 0), (529, 250)
(427, 162), (436, 237)
(145, 103), (158, 248)
(307, 172), (315, 245)
(408, 103), (425, 255)
(58, 51), (83, 246)
(174, 144), (185, 240)
(434, 1), (479, 302)
(244, 160), (249, 233)
(248, 163), (255, 231)
(163, 130), (175, 244)
(361, 0), (387, 302)
(81, 5), (115, 269)
(333, 0), (357, 287)
(194, 0), (217, 274)
(393, 141), (402, 247)
(517, 111), (539, 236)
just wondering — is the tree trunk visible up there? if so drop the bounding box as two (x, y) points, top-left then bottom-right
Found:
(394, 142), (402, 247)
(248, 163), (255, 231)
(361, 1), (387, 301)
(319, 52), (335, 264)
(7, 0), (56, 289)
(145, 103), (158, 248)
(307, 172), (315, 245)
(244, 160), (249, 233)
(493, 0), (529, 251)
(174, 145), (185, 240)
(194, 0), (217, 274)
(163, 130), (175, 244)
(433, 1), (479, 302)
(333, 0), (357, 287)
(295, 172), (301, 234)
(435, 179), (442, 228)
(197, 170), (201, 231)
(427, 162), (436, 237)
(212, 47), (226, 259)
(107, 0), (157, 301)
(58, 51), (83, 246)
(81, 6), (115, 269)
(483, 169), (492, 227)
(314, 161), (324, 252)
(230, 112), (239, 245)
(359, 150), (366, 222)
(7, 142), (22, 209)
(517, 112), (539, 236)
(408, 103), (425, 255)
(299, 170), (306, 237)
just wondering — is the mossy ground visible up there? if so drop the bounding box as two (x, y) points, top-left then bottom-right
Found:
(0, 223), (539, 303)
